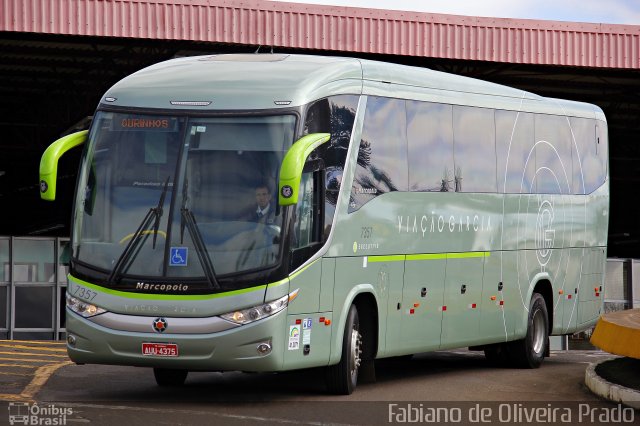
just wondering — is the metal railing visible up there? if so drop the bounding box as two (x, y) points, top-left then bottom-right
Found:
(0, 236), (69, 340)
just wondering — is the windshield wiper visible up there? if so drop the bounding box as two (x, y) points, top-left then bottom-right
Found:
(107, 176), (170, 284)
(180, 178), (220, 289)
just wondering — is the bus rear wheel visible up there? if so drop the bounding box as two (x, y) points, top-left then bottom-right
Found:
(509, 293), (548, 368)
(153, 368), (188, 386)
(326, 304), (362, 395)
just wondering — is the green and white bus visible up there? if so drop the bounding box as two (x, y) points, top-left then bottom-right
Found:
(40, 54), (609, 394)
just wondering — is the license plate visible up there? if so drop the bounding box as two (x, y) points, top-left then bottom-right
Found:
(142, 342), (179, 357)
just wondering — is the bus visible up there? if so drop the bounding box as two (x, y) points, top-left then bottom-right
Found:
(40, 53), (609, 394)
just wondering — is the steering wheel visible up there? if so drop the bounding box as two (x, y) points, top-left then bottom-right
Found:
(119, 230), (167, 245)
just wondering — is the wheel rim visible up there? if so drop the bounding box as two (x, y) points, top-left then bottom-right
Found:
(349, 326), (362, 379)
(531, 308), (546, 354)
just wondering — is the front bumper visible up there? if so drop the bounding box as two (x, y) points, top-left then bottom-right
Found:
(65, 307), (287, 372)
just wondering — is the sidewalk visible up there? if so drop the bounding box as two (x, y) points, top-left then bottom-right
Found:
(586, 309), (640, 409)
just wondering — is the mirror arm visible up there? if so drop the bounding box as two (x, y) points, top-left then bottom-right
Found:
(278, 132), (330, 206)
(39, 130), (88, 201)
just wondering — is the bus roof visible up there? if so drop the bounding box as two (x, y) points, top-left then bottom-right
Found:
(102, 53), (604, 120)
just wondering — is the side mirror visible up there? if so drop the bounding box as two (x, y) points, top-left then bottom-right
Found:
(278, 133), (330, 206)
(39, 130), (88, 201)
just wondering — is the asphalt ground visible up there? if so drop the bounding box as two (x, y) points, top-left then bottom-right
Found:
(0, 343), (638, 425)
(0, 341), (70, 402)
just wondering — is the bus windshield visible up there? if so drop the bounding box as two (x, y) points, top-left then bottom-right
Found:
(72, 111), (296, 282)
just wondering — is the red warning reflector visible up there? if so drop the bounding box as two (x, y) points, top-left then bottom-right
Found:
(468, 303), (477, 309)
(440, 306), (447, 312)
(319, 317), (325, 323)
(295, 319), (302, 325)
(499, 300), (504, 306)
(567, 294), (572, 300)
(410, 309), (415, 314)
(595, 292), (600, 297)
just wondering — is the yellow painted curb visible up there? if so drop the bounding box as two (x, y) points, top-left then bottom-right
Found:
(590, 309), (640, 359)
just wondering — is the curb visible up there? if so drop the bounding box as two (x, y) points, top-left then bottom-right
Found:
(585, 359), (640, 409)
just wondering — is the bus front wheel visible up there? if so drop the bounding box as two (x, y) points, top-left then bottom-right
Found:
(153, 368), (188, 386)
(509, 293), (548, 368)
(326, 304), (362, 395)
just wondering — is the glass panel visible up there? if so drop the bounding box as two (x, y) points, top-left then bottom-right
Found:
(496, 111), (536, 194)
(0, 239), (8, 282)
(452, 106), (497, 193)
(59, 287), (66, 330)
(304, 95), (359, 238)
(73, 112), (185, 276)
(168, 115), (296, 277)
(293, 173), (315, 249)
(350, 97), (408, 212)
(570, 117), (605, 195)
(13, 239), (55, 283)
(15, 286), (53, 328)
(535, 114), (573, 194)
(0, 286), (7, 328)
(58, 240), (71, 283)
(407, 101), (454, 192)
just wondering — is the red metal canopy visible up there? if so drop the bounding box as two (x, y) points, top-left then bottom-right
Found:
(2, 0), (639, 68)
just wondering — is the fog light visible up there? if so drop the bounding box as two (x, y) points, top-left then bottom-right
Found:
(256, 342), (271, 355)
(67, 334), (76, 346)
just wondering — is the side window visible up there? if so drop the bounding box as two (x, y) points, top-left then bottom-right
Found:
(292, 172), (314, 249)
(570, 117), (606, 194)
(495, 110), (536, 193)
(452, 106), (497, 193)
(407, 101), (454, 191)
(535, 114), (573, 194)
(349, 96), (408, 212)
(596, 122), (609, 186)
(304, 95), (359, 238)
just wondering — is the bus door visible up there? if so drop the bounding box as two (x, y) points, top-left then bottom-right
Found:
(441, 255), (485, 347)
(400, 255), (446, 353)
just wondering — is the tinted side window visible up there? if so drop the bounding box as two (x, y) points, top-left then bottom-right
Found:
(495, 111), (536, 193)
(407, 101), (454, 191)
(304, 95), (359, 237)
(570, 117), (606, 194)
(349, 97), (408, 212)
(452, 106), (497, 193)
(535, 114), (573, 194)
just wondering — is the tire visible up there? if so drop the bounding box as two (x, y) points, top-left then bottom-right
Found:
(509, 293), (549, 368)
(153, 368), (188, 387)
(326, 304), (362, 395)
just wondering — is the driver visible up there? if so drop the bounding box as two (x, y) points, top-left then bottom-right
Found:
(251, 183), (276, 225)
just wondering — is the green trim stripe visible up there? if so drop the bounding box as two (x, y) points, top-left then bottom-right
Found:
(289, 258), (319, 280)
(369, 252), (491, 263)
(446, 251), (491, 259)
(68, 275), (288, 301)
(368, 255), (406, 263)
(406, 253), (447, 261)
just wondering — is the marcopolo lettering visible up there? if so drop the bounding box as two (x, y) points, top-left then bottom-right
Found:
(136, 282), (189, 292)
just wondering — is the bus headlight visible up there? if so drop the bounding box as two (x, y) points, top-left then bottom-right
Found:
(220, 289), (299, 325)
(66, 293), (107, 318)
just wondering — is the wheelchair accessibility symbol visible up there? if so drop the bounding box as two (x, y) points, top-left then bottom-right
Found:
(169, 247), (188, 266)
